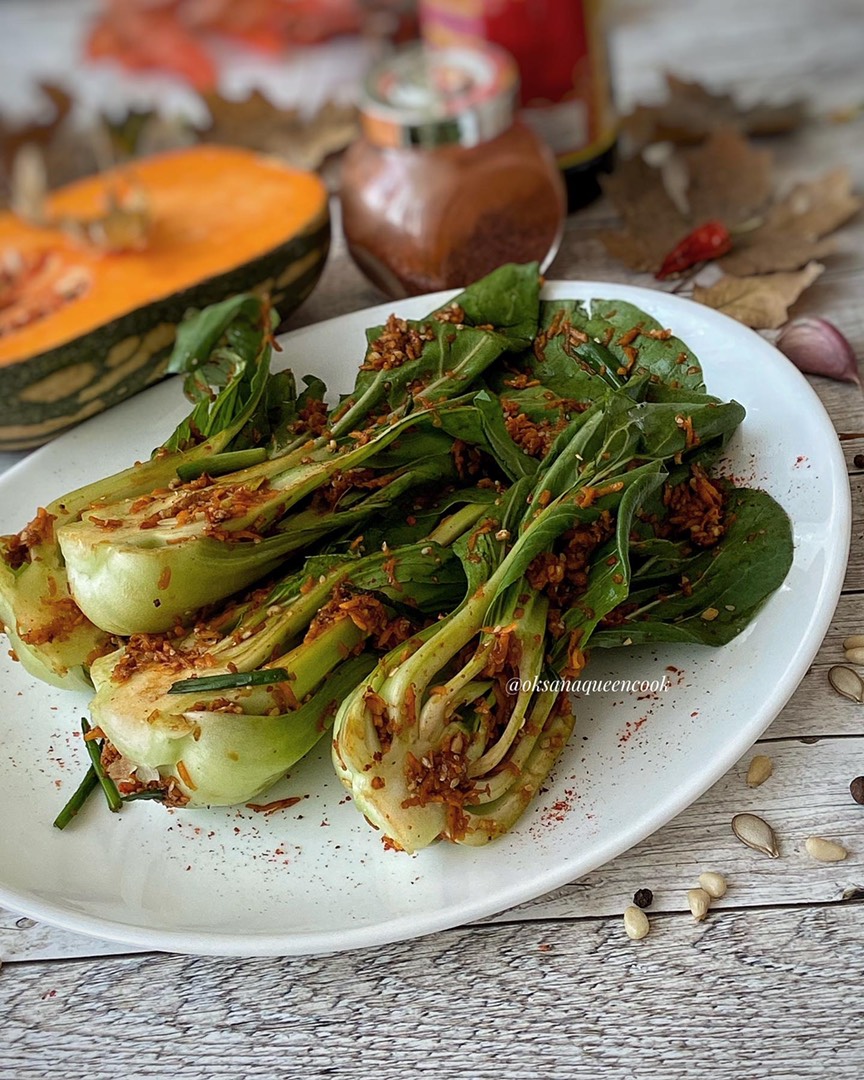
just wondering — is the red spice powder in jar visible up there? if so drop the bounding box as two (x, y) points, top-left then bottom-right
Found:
(340, 43), (566, 298)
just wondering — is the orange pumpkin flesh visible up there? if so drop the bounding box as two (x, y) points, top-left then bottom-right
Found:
(0, 145), (330, 449)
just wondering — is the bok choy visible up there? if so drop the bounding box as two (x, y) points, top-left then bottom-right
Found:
(0, 264), (795, 850)
(0, 294), (278, 688)
(87, 517), (479, 806)
(332, 384), (788, 852)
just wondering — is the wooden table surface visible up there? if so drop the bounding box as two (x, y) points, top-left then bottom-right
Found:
(2, 0), (864, 1076)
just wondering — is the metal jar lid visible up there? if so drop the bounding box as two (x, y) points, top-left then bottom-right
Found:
(359, 43), (519, 149)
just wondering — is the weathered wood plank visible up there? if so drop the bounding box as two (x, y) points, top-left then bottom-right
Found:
(845, 475), (864, 591)
(1, 0), (863, 997)
(3, 903), (864, 1079)
(768, 665), (863, 739)
(0, 911), (133, 964)
(490, 733), (864, 922)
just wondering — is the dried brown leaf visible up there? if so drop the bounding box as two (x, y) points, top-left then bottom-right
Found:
(599, 157), (688, 271)
(599, 131), (775, 272)
(0, 83), (72, 176)
(761, 168), (862, 238)
(719, 234), (835, 276)
(599, 127), (858, 322)
(622, 73), (806, 149)
(200, 91), (358, 170)
(201, 89), (295, 147)
(719, 168), (861, 275)
(685, 128), (773, 226)
(0, 82), (70, 160)
(693, 262), (824, 329)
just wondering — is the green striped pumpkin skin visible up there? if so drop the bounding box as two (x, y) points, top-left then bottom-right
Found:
(0, 213), (330, 451)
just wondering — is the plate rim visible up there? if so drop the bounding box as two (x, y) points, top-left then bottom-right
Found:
(0, 280), (850, 956)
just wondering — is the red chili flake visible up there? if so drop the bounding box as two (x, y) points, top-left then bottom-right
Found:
(656, 221), (732, 280)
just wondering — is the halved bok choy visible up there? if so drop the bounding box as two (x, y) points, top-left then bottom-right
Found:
(85, 513), (480, 807)
(0, 294), (278, 688)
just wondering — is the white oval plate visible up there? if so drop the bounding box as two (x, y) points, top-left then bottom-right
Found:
(0, 283), (849, 956)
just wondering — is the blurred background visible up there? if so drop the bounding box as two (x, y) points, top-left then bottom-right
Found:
(0, 0), (860, 455)
(1, 0), (859, 201)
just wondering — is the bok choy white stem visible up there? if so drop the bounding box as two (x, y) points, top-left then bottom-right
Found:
(0, 294), (278, 687)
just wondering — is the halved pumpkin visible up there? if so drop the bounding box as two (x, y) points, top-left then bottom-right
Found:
(0, 145), (329, 450)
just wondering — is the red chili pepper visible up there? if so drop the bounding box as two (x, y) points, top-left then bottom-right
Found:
(656, 221), (732, 280)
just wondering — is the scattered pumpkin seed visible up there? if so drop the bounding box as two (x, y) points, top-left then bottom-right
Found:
(623, 905), (650, 940)
(804, 836), (848, 862)
(843, 635), (864, 651)
(731, 812), (780, 858)
(698, 871), (727, 899)
(746, 754), (774, 788)
(687, 887), (711, 921)
(828, 665), (864, 704)
(845, 647), (864, 665)
(850, 776), (864, 805)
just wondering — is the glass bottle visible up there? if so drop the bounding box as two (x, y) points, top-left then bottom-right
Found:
(419, 0), (617, 210)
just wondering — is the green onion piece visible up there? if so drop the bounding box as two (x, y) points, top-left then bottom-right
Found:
(575, 340), (623, 388)
(167, 667), (292, 694)
(81, 717), (123, 813)
(176, 447), (268, 482)
(53, 766), (99, 830)
(121, 790), (167, 803)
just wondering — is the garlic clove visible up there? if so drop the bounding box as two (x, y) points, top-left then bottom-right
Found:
(776, 316), (860, 385)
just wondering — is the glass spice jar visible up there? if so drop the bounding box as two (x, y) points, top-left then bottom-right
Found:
(339, 43), (566, 298)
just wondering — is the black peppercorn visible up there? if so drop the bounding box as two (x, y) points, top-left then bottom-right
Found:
(850, 776), (864, 805)
(633, 888), (653, 909)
